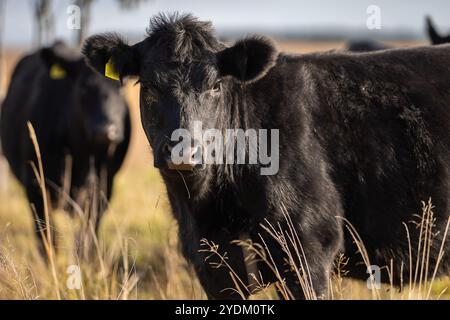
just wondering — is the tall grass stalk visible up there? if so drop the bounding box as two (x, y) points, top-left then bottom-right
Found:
(27, 122), (61, 300)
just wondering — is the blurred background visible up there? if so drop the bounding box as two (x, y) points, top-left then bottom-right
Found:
(3, 0), (450, 47)
(0, 0), (449, 300)
(1, 0), (450, 97)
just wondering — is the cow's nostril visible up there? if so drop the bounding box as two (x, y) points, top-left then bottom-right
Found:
(107, 125), (119, 140)
(190, 145), (203, 164)
(163, 143), (173, 156)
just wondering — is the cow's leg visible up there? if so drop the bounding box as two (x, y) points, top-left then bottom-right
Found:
(77, 181), (100, 260)
(265, 240), (334, 300)
(26, 180), (56, 258)
(285, 257), (331, 300)
(77, 167), (111, 261)
(259, 218), (342, 300)
(185, 233), (251, 300)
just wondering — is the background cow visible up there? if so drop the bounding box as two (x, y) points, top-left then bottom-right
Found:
(0, 41), (131, 257)
(346, 15), (450, 52)
(83, 14), (449, 299)
(346, 39), (389, 52)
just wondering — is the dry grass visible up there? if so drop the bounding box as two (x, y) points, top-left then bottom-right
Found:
(202, 201), (449, 300)
(0, 40), (448, 300)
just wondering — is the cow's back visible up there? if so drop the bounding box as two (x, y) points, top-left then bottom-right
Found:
(305, 44), (450, 207)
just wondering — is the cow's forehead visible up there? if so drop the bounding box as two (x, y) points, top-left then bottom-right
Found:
(141, 54), (219, 90)
(141, 35), (219, 63)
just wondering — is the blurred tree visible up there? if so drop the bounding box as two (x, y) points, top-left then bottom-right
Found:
(74, 0), (94, 47)
(74, 0), (150, 47)
(117, 0), (149, 10)
(31, 0), (54, 47)
(0, 0), (5, 91)
(0, 0), (8, 194)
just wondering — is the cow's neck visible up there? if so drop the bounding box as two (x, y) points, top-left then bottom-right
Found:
(216, 82), (261, 132)
(164, 167), (260, 235)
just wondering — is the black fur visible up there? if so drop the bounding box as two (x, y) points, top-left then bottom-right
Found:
(346, 39), (389, 52)
(0, 41), (131, 256)
(84, 13), (450, 299)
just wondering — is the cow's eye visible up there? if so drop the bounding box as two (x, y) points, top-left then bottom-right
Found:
(211, 81), (221, 94)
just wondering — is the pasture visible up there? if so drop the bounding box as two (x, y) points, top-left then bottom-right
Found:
(0, 40), (449, 300)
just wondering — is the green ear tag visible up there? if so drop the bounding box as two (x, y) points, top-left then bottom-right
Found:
(105, 57), (120, 81)
(50, 64), (67, 80)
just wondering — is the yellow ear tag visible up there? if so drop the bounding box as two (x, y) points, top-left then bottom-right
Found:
(50, 64), (66, 80)
(105, 58), (120, 81)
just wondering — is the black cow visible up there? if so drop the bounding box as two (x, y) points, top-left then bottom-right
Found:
(346, 39), (389, 52)
(84, 14), (449, 299)
(0, 41), (131, 256)
(347, 16), (450, 52)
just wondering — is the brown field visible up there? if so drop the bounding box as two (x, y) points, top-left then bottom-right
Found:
(0, 40), (448, 300)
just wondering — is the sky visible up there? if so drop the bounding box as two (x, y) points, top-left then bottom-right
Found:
(2, 0), (450, 47)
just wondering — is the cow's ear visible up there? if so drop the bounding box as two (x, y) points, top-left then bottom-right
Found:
(217, 36), (278, 83)
(40, 42), (84, 79)
(83, 33), (140, 81)
(426, 16), (444, 45)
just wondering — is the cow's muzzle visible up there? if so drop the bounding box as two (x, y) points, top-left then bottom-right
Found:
(156, 142), (202, 172)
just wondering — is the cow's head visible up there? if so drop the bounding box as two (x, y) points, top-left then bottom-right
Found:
(83, 13), (278, 174)
(41, 41), (128, 148)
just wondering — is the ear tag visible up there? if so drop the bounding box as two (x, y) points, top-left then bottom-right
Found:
(50, 64), (66, 80)
(105, 58), (120, 81)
